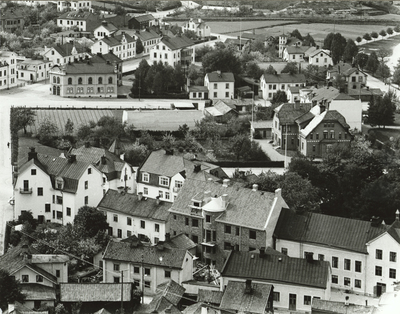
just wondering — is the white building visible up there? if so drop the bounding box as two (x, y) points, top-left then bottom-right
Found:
(204, 71), (234, 100)
(306, 48), (333, 67)
(93, 21), (118, 40)
(17, 59), (52, 83)
(57, 1), (92, 12)
(43, 42), (89, 66)
(149, 35), (194, 67)
(102, 240), (194, 295)
(14, 148), (104, 225)
(57, 11), (99, 32)
(181, 18), (211, 39)
(0, 50), (17, 90)
(283, 45), (310, 62)
(135, 28), (162, 56)
(259, 73), (306, 101)
(91, 32), (136, 60)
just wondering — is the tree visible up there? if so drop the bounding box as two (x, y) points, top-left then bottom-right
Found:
(354, 53), (369, 71)
(229, 134), (268, 161)
(65, 118), (74, 135)
(377, 48), (391, 64)
(376, 63), (391, 82)
(281, 61), (298, 75)
(366, 51), (379, 74)
(271, 90), (288, 105)
(0, 270), (25, 310)
(371, 32), (379, 39)
(342, 39), (358, 63)
(330, 33), (347, 64)
(363, 33), (371, 41)
(290, 29), (303, 40)
(302, 33), (315, 46)
(172, 64), (185, 90)
(356, 36), (362, 43)
(304, 64), (327, 84)
(392, 59), (400, 85)
(264, 65), (276, 75)
(162, 133), (176, 151)
(202, 48), (242, 75)
(131, 59), (150, 95)
(10, 107), (36, 134)
(323, 32), (334, 49)
(94, 116), (127, 147)
(183, 30), (198, 40)
(245, 61), (263, 80)
(136, 38), (144, 54)
(113, 5), (126, 15)
(73, 206), (109, 238)
(138, 130), (156, 150)
(188, 64), (199, 82)
(387, 27), (394, 35)
(37, 116), (59, 146)
(368, 94), (396, 128)
(332, 73), (346, 91)
(379, 29), (387, 37)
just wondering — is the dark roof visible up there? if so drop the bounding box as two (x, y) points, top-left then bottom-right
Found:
(333, 93), (357, 101)
(189, 85), (209, 92)
(275, 102), (312, 125)
(135, 28), (162, 41)
(58, 11), (98, 21)
(50, 43), (87, 57)
(90, 53), (122, 64)
(295, 111), (315, 125)
(385, 220), (400, 244)
(161, 35), (194, 50)
(261, 73), (306, 84)
(60, 283), (132, 302)
(323, 110), (350, 129)
(197, 289), (223, 304)
(169, 178), (283, 230)
(206, 71), (235, 82)
(286, 45), (310, 54)
(97, 189), (171, 222)
(21, 284), (56, 301)
(167, 234), (197, 251)
(224, 38), (250, 46)
(327, 62), (352, 75)
(275, 208), (388, 254)
(148, 280), (185, 312)
(101, 33), (135, 47)
(56, 61), (116, 75)
(131, 14), (155, 23)
(221, 250), (330, 289)
(312, 299), (375, 314)
(342, 67), (367, 77)
(220, 281), (272, 314)
(182, 303), (219, 314)
(96, 21), (118, 32)
(103, 241), (188, 269)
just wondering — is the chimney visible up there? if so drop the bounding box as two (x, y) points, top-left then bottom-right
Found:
(305, 252), (314, 263)
(198, 18), (202, 23)
(371, 216), (381, 227)
(345, 296), (349, 306)
(101, 155), (107, 165)
(85, 141), (90, 148)
(252, 184), (258, 191)
(294, 99), (300, 109)
(396, 210), (400, 221)
(165, 233), (171, 242)
(259, 247), (265, 257)
(194, 164), (201, 173)
(28, 147), (38, 161)
(165, 149), (174, 155)
(221, 194), (228, 208)
(319, 105), (326, 114)
(156, 196), (160, 205)
(204, 190), (211, 203)
(316, 45), (320, 49)
(245, 279), (253, 294)
(275, 188), (281, 198)
(8, 304), (15, 314)
(68, 154), (76, 163)
(138, 192), (143, 201)
(217, 70), (222, 77)
(200, 306), (208, 314)
(222, 179), (230, 187)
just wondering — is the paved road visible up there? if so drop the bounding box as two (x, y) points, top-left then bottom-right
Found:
(254, 139), (291, 168)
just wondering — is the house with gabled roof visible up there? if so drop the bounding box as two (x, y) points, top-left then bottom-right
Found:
(0, 8), (25, 32)
(91, 31), (136, 60)
(326, 61), (353, 80)
(204, 71), (235, 100)
(182, 18), (211, 39)
(204, 99), (237, 122)
(220, 249), (331, 312)
(128, 14), (157, 30)
(93, 21), (118, 40)
(341, 67), (368, 92)
(102, 240), (194, 295)
(57, 11), (99, 32)
(259, 73), (306, 101)
(150, 35), (195, 67)
(169, 178), (288, 269)
(14, 147), (104, 225)
(137, 149), (227, 203)
(17, 59), (53, 83)
(43, 42), (89, 66)
(306, 48), (333, 67)
(283, 45), (311, 62)
(133, 28), (163, 55)
(90, 52), (123, 86)
(147, 280), (186, 313)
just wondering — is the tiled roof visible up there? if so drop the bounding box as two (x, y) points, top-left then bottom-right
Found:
(206, 71), (235, 82)
(224, 38), (250, 46)
(101, 33), (135, 47)
(275, 208), (388, 253)
(131, 14), (155, 23)
(97, 189), (171, 222)
(169, 178), (284, 230)
(327, 62), (352, 75)
(307, 48), (331, 58)
(103, 241), (188, 269)
(21, 284), (56, 301)
(261, 73), (306, 84)
(90, 53), (122, 64)
(251, 120), (273, 129)
(167, 234), (197, 251)
(161, 35), (194, 50)
(50, 43), (87, 57)
(342, 67), (367, 77)
(59, 61), (116, 74)
(286, 45), (310, 54)
(312, 299), (375, 314)
(96, 21), (118, 33)
(333, 93), (357, 101)
(135, 28), (161, 41)
(299, 109), (350, 137)
(310, 86), (340, 102)
(60, 283), (132, 302)
(221, 250), (330, 289)
(383, 220), (400, 244)
(188, 85), (209, 92)
(220, 281), (272, 314)
(149, 280), (185, 310)
(140, 149), (185, 177)
(295, 111), (315, 125)
(324, 110), (350, 128)
(205, 101), (236, 117)
(288, 86), (300, 93)
(275, 102), (312, 125)
(197, 289), (223, 304)
(58, 11), (98, 21)
(183, 303), (219, 314)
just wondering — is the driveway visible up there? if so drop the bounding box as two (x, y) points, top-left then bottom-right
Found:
(254, 139), (291, 168)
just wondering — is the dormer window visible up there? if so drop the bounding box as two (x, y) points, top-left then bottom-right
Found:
(142, 173), (149, 182)
(193, 201), (201, 207)
(159, 176), (169, 187)
(56, 177), (64, 190)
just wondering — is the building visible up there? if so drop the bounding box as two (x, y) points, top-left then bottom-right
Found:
(224, 37), (251, 51)
(251, 120), (273, 139)
(43, 43), (89, 66)
(0, 9), (24, 32)
(326, 62), (353, 80)
(150, 35), (195, 67)
(0, 50), (17, 90)
(204, 71), (235, 100)
(17, 59), (52, 83)
(57, 1), (92, 12)
(204, 100), (237, 123)
(70, 144), (135, 194)
(128, 14), (157, 30)
(90, 52), (123, 86)
(188, 86), (209, 100)
(97, 189), (171, 243)
(49, 59), (118, 98)
(342, 67), (368, 92)
(220, 250), (331, 312)
(282, 45), (310, 62)
(259, 73), (306, 101)
(306, 48), (333, 67)
(134, 28), (162, 55)
(275, 208), (400, 297)
(181, 18), (211, 39)
(147, 280), (186, 314)
(57, 11), (99, 32)
(93, 21), (118, 40)
(91, 32), (136, 60)
(168, 178), (288, 268)
(287, 86), (300, 102)
(14, 147), (104, 225)
(137, 149), (227, 203)
(311, 299), (375, 314)
(102, 240), (194, 295)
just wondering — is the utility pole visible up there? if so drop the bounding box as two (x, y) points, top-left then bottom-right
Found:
(120, 270), (124, 314)
(285, 123), (288, 169)
(138, 75), (141, 101)
(141, 253), (144, 304)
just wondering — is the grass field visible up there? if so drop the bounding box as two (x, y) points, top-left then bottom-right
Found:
(360, 35), (400, 56)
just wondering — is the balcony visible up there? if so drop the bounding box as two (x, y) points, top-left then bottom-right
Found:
(19, 188), (32, 194)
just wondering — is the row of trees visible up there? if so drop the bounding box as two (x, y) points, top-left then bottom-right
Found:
(356, 26), (400, 43)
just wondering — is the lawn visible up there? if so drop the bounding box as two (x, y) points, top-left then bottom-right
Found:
(369, 128), (400, 143)
(359, 35), (400, 56)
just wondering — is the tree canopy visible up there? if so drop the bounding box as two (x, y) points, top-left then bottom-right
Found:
(366, 51), (379, 74)
(10, 107), (36, 134)
(271, 90), (288, 105)
(342, 39), (358, 63)
(73, 206), (109, 238)
(202, 47), (242, 75)
(330, 33), (347, 64)
(0, 270), (25, 310)
(281, 61), (298, 75)
(367, 93), (396, 128)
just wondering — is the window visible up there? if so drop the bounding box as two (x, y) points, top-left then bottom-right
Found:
(376, 249), (383, 260)
(192, 235), (198, 243)
(344, 277), (350, 286)
(175, 180), (183, 188)
(84, 196), (88, 205)
(344, 259), (350, 270)
(145, 281), (151, 288)
(155, 224), (160, 232)
(281, 248), (288, 255)
(31, 169), (36, 175)
(68, 77), (72, 85)
(114, 277), (120, 283)
(224, 242), (232, 250)
(56, 196), (63, 205)
(88, 168), (92, 174)
(355, 279), (361, 288)
(159, 177), (169, 186)
(355, 261), (362, 272)
(332, 275), (338, 284)
(141, 220), (145, 228)
(323, 130), (328, 139)
(98, 77), (103, 84)
(192, 219), (199, 227)
(143, 187), (148, 195)
(390, 268), (396, 279)
(117, 229), (122, 238)
(57, 211), (63, 219)
(236, 226), (240, 236)
(78, 77), (83, 84)
(114, 263), (120, 271)
(45, 204), (51, 212)
(127, 231), (132, 237)
(213, 92), (217, 98)
(225, 83), (229, 89)
(165, 192), (170, 200)
(158, 191), (163, 198)
(37, 187), (43, 196)
(165, 270), (171, 278)
(84, 181), (88, 189)
(185, 217), (189, 225)
(113, 214), (118, 222)
(134, 266), (140, 274)
(225, 92), (229, 98)
(213, 83), (217, 89)
(249, 230), (256, 239)
(213, 231), (216, 241)
(225, 225), (231, 234)
(127, 217), (132, 225)
(22, 275), (29, 282)
(316, 133), (319, 140)
(36, 275), (43, 282)
(145, 268), (150, 275)
(375, 266), (382, 276)
(273, 292), (280, 302)
(206, 215), (211, 223)
(304, 295), (311, 305)
(330, 130), (335, 139)
(142, 173), (149, 182)
(108, 77), (113, 84)
(390, 251), (397, 262)
(154, 237), (159, 244)
(88, 77), (92, 84)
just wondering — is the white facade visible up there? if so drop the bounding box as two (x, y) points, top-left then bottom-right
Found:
(93, 24), (117, 40)
(0, 51), (18, 90)
(17, 60), (52, 83)
(43, 45), (88, 66)
(182, 18), (211, 39)
(150, 41), (185, 67)
(57, 1), (92, 12)
(91, 34), (136, 60)
(259, 74), (306, 101)
(204, 78), (234, 100)
(308, 50), (333, 66)
(283, 49), (304, 63)
(330, 98), (362, 131)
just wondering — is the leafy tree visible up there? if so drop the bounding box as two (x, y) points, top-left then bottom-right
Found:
(271, 90), (288, 105)
(342, 39), (358, 63)
(330, 33), (347, 64)
(363, 33), (371, 41)
(368, 94), (396, 128)
(356, 36), (362, 43)
(290, 29), (303, 40)
(323, 32), (334, 49)
(302, 33), (315, 46)
(371, 31), (379, 39)
(229, 134), (268, 161)
(376, 63), (391, 82)
(377, 48), (391, 64)
(76, 124), (94, 142)
(264, 65), (277, 75)
(183, 30), (198, 40)
(366, 51), (379, 74)
(73, 206), (109, 238)
(162, 133), (176, 151)
(113, 5), (126, 15)
(195, 45), (214, 61)
(37, 116), (59, 146)
(249, 38), (266, 53)
(304, 65), (327, 84)
(379, 29), (387, 37)
(281, 61), (298, 75)
(132, 59), (150, 95)
(332, 73), (346, 91)
(0, 270), (25, 310)
(136, 38), (144, 54)
(395, 25), (400, 33)
(202, 48), (242, 75)
(172, 64), (185, 90)
(245, 61), (263, 80)
(65, 118), (74, 135)
(188, 64), (199, 83)
(354, 52), (369, 71)
(392, 59), (400, 85)
(387, 27), (394, 35)
(138, 130), (156, 150)
(94, 116), (127, 147)
(10, 107), (36, 134)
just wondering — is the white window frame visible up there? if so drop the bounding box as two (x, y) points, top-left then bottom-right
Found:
(159, 176), (169, 187)
(142, 173), (149, 182)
